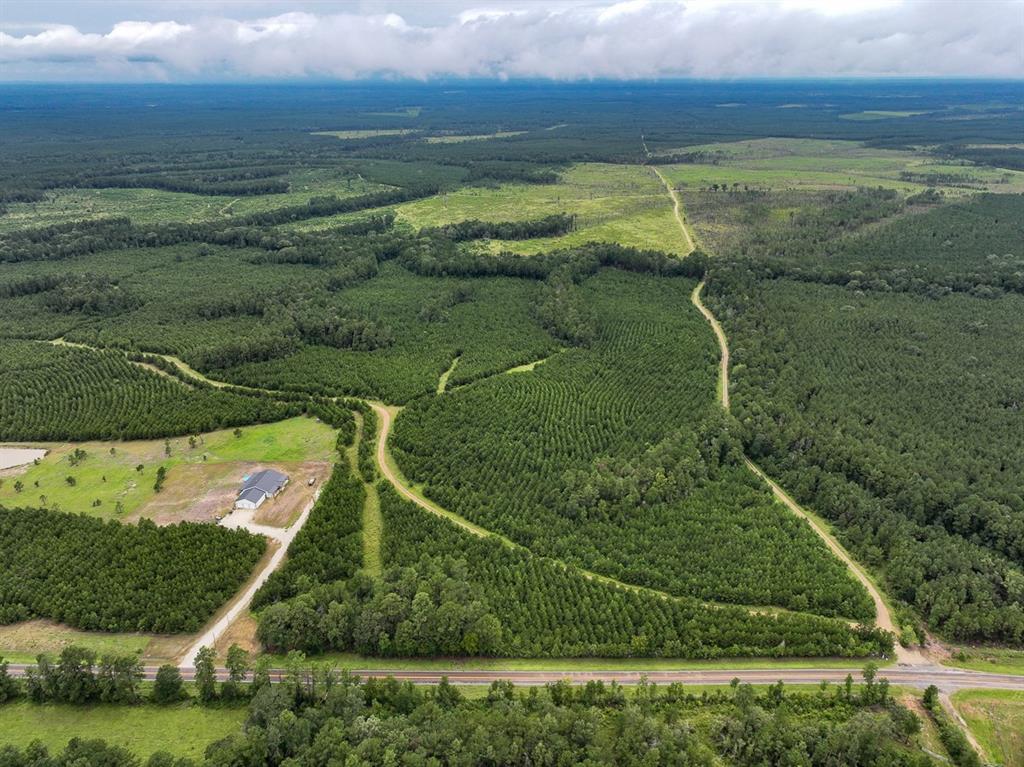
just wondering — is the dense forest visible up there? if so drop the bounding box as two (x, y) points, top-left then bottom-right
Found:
(703, 192), (1024, 642)
(255, 479), (889, 658)
(0, 340), (298, 441)
(0, 661), (939, 767)
(0, 507), (265, 632)
(393, 270), (873, 620)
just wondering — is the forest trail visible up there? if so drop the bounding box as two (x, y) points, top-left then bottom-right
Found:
(939, 692), (987, 763)
(657, 172), (926, 665)
(690, 283), (730, 410)
(651, 167), (696, 255)
(437, 355), (460, 394)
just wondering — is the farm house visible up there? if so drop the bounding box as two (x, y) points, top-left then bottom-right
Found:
(234, 469), (289, 510)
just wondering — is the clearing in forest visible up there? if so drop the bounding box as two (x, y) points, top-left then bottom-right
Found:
(0, 417), (335, 522)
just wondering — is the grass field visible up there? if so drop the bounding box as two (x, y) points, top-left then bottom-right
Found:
(282, 162), (685, 253)
(942, 646), (1024, 676)
(312, 129), (418, 139)
(0, 702), (245, 759)
(0, 620), (171, 664)
(951, 689), (1024, 766)
(423, 131), (526, 143)
(0, 168), (385, 232)
(652, 138), (1024, 195)
(0, 417), (336, 521)
(398, 163), (687, 255)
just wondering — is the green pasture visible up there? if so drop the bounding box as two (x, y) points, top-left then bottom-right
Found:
(0, 168), (385, 233)
(653, 138), (1024, 194)
(951, 689), (1024, 766)
(0, 702), (245, 759)
(0, 417), (335, 520)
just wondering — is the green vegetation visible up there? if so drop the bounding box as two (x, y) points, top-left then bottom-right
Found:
(0, 417), (336, 519)
(951, 689), (1024, 766)
(392, 163), (689, 255)
(707, 277), (1024, 641)
(943, 646), (1024, 676)
(0, 506), (265, 632)
(251, 465), (364, 609)
(0, 701), (245, 759)
(393, 270), (873, 619)
(0, 340), (297, 441)
(0, 664), (936, 767)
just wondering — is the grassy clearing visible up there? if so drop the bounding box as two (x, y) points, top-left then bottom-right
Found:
(942, 646), (1024, 676)
(312, 129), (418, 139)
(0, 417), (336, 520)
(424, 131), (526, 144)
(951, 689), (1024, 766)
(0, 701), (245, 759)
(392, 163), (687, 255)
(840, 110), (931, 120)
(0, 619), (196, 665)
(653, 138), (1024, 195)
(0, 168), (384, 233)
(362, 484), (383, 579)
(281, 162), (682, 250)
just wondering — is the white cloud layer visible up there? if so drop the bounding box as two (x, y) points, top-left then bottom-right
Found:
(1, 0), (1021, 81)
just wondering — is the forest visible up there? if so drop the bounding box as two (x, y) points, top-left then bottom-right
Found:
(702, 191), (1024, 642)
(0, 340), (298, 441)
(0, 80), (1021, 678)
(392, 270), (873, 620)
(255, 479), (890, 659)
(0, 506), (265, 632)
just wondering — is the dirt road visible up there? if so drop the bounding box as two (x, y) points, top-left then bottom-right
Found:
(660, 175), (926, 665)
(179, 486), (321, 667)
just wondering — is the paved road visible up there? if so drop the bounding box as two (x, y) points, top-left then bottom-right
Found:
(5, 662), (1020, 692)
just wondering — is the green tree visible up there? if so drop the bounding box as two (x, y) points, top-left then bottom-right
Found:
(194, 646), (218, 703)
(222, 644), (250, 701)
(152, 664), (185, 704)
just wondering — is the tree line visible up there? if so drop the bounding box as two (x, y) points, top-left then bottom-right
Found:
(0, 660), (939, 766)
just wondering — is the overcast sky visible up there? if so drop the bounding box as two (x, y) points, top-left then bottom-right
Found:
(1, 0), (1022, 81)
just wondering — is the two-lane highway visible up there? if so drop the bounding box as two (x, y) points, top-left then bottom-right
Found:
(5, 662), (1021, 693)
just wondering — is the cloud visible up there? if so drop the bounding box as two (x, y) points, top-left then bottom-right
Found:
(0, 0), (1021, 81)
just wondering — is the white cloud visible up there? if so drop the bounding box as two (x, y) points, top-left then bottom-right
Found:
(0, 0), (1021, 80)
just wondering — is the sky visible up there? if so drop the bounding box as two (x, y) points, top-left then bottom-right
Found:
(0, 0), (1022, 82)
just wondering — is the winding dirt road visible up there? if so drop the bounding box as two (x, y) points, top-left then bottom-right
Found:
(652, 168), (926, 666)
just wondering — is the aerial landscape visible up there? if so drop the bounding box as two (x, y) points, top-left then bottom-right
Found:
(0, 0), (1022, 764)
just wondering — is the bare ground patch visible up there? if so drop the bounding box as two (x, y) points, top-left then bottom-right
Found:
(131, 461), (330, 527)
(0, 619), (191, 664)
